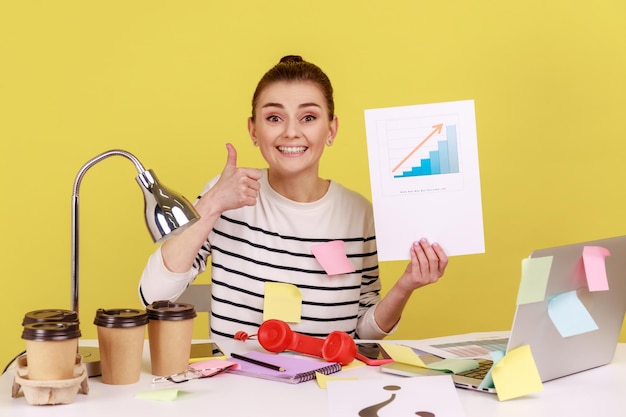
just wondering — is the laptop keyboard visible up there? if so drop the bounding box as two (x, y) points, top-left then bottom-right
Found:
(457, 360), (494, 379)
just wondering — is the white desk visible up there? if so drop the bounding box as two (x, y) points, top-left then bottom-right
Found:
(2, 338), (625, 417)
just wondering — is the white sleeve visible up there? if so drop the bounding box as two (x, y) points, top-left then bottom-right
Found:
(138, 246), (197, 305)
(356, 303), (398, 340)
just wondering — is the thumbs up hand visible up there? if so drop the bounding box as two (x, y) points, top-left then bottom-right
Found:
(197, 143), (262, 215)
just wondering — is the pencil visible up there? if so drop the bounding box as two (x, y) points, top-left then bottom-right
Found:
(231, 352), (286, 372)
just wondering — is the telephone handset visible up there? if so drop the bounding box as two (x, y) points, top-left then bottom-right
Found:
(257, 319), (357, 366)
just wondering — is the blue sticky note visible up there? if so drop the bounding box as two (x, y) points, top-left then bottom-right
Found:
(478, 350), (505, 390)
(547, 290), (598, 337)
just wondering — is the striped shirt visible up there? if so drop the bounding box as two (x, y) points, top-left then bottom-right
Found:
(139, 169), (390, 340)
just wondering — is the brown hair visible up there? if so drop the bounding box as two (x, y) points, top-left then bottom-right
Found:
(250, 55), (335, 121)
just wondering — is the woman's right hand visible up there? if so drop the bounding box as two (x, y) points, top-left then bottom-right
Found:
(196, 143), (262, 216)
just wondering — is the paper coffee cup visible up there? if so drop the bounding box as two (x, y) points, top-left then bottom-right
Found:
(22, 309), (79, 326)
(22, 322), (81, 380)
(94, 308), (148, 385)
(146, 300), (196, 376)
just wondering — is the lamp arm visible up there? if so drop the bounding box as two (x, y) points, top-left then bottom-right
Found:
(70, 149), (147, 314)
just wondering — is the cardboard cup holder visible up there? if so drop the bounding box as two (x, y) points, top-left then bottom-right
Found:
(11, 354), (89, 405)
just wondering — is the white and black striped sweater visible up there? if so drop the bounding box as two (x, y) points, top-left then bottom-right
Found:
(139, 170), (390, 340)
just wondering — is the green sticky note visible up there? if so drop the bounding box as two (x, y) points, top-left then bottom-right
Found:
(517, 256), (552, 305)
(135, 388), (180, 401)
(426, 358), (479, 374)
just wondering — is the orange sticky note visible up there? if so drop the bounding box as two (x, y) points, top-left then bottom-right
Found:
(311, 241), (356, 276)
(263, 282), (302, 323)
(491, 345), (543, 401)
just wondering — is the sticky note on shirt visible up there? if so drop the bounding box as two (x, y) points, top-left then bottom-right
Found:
(310, 240), (356, 276)
(491, 345), (543, 401)
(263, 282), (302, 323)
(582, 246), (610, 291)
(547, 290), (598, 337)
(516, 256), (552, 305)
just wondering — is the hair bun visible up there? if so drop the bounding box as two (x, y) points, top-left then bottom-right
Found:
(279, 55), (304, 64)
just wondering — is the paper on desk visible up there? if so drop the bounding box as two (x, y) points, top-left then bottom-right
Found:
(327, 375), (466, 417)
(491, 344), (543, 401)
(582, 246), (610, 291)
(310, 240), (355, 276)
(364, 100), (484, 261)
(516, 256), (552, 305)
(263, 282), (302, 322)
(548, 290), (598, 337)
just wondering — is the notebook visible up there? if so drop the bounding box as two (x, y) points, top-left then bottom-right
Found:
(382, 235), (626, 393)
(228, 351), (342, 384)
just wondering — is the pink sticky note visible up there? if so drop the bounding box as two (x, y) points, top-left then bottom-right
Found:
(582, 246), (611, 291)
(310, 241), (356, 276)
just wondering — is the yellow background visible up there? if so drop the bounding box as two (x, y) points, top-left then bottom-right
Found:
(1, 1), (625, 368)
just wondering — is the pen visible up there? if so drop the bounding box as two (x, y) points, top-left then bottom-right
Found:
(231, 352), (286, 372)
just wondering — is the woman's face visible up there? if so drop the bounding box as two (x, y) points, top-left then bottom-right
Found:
(248, 81), (337, 179)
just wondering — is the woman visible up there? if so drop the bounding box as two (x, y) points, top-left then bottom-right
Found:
(138, 55), (448, 340)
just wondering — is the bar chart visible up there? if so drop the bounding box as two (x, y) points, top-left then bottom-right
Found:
(391, 124), (460, 178)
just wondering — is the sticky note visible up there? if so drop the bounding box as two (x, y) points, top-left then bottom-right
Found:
(135, 388), (180, 401)
(582, 246), (610, 291)
(477, 350), (505, 390)
(263, 282), (302, 322)
(547, 290), (598, 337)
(310, 241), (356, 276)
(315, 372), (358, 389)
(380, 343), (427, 367)
(426, 358), (479, 374)
(491, 345), (543, 401)
(516, 256), (552, 305)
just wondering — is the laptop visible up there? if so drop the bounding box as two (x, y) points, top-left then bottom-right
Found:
(382, 235), (626, 393)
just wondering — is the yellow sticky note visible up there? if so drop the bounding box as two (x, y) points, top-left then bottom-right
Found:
(315, 371), (358, 389)
(491, 345), (543, 401)
(135, 388), (180, 401)
(263, 282), (302, 322)
(380, 343), (426, 367)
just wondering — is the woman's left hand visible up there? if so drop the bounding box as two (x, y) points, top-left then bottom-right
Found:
(398, 238), (448, 292)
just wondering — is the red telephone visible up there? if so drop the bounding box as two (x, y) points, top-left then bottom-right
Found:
(257, 319), (357, 366)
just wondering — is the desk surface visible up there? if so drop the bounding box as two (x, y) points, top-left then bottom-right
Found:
(2, 337), (626, 417)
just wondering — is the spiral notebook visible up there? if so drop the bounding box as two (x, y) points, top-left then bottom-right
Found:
(228, 351), (342, 384)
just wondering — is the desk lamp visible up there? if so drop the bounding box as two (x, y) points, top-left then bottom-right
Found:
(71, 149), (200, 376)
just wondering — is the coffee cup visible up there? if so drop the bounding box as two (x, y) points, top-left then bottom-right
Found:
(21, 321), (81, 380)
(22, 309), (79, 326)
(146, 300), (196, 376)
(94, 308), (149, 385)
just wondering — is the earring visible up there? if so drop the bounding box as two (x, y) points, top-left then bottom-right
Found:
(253, 140), (258, 146)
(326, 139), (334, 146)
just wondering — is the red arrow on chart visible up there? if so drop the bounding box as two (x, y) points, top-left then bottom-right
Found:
(391, 123), (444, 173)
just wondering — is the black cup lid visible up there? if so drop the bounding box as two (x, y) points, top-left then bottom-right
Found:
(21, 321), (81, 341)
(93, 308), (149, 328)
(146, 300), (197, 321)
(22, 309), (79, 326)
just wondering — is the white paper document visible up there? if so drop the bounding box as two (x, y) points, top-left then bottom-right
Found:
(326, 375), (467, 417)
(364, 100), (485, 260)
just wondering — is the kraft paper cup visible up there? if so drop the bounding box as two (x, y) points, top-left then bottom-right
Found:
(22, 309), (79, 326)
(22, 322), (81, 380)
(94, 308), (149, 385)
(147, 300), (196, 376)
